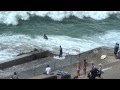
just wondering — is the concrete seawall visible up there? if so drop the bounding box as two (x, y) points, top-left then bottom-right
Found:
(0, 50), (54, 69)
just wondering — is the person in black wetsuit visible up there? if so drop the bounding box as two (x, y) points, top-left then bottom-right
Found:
(43, 34), (48, 40)
(59, 45), (63, 58)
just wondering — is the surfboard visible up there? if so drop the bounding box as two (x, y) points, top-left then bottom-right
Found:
(101, 55), (107, 59)
(102, 67), (112, 71)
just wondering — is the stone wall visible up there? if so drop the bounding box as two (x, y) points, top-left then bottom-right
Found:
(0, 50), (54, 69)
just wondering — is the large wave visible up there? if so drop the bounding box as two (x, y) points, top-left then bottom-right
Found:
(0, 11), (120, 25)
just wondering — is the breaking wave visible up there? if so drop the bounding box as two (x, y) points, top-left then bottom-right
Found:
(0, 11), (120, 25)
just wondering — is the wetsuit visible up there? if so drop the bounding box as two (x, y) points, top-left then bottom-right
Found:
(59, 47), (63, 57)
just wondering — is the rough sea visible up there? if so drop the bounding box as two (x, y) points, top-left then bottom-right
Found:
(0, 11), (120, 62)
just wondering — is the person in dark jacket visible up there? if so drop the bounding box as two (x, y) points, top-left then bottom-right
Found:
(59, 45), (63, 58)
(88, 68), (99, 79)
(114, 43), (119, 58)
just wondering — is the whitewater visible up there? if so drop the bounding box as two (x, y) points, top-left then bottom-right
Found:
(0, 11), (120, 25)
(0, 11), (120, 62)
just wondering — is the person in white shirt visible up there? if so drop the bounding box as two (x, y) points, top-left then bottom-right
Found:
(12, 72), (18, 79)
(97, 63), (103, 78)
(45, 65), (51, 75)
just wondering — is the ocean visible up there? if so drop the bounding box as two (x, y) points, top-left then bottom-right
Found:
(0, 11), (120, 62)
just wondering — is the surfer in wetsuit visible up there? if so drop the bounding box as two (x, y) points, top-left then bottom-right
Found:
(59, 45), (63, 58)
(43, 34), (48, 40)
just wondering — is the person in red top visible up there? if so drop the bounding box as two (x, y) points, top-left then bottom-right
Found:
(83, 59), (88, 75)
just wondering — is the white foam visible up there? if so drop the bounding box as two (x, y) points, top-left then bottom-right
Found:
(93, 30), (120, 47)
(0, 34), (101, 62)
(0, 11), (120, 25)
(0, 30), (120, 62)
(53, 56), (65, 60)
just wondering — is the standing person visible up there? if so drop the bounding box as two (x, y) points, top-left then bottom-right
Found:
(117, 50), (120, 59)
(114, 43), (119, 58)
(45, 65), (51, 75)
(59, 45), (63, 58)
(76, 62), (81, 77)
(83, 59), (88, 75)
(91, 62), (95, 70)
(12, 72), (18, 79)
(97, 63), (103, 78)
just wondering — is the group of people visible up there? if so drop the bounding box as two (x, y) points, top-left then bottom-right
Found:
(76, 59), (88, 77)
(87, 63), (103, 79)
(85, 42), (120, 79)
(76, 59), (103, 79)
(10, 63), (103, 79)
